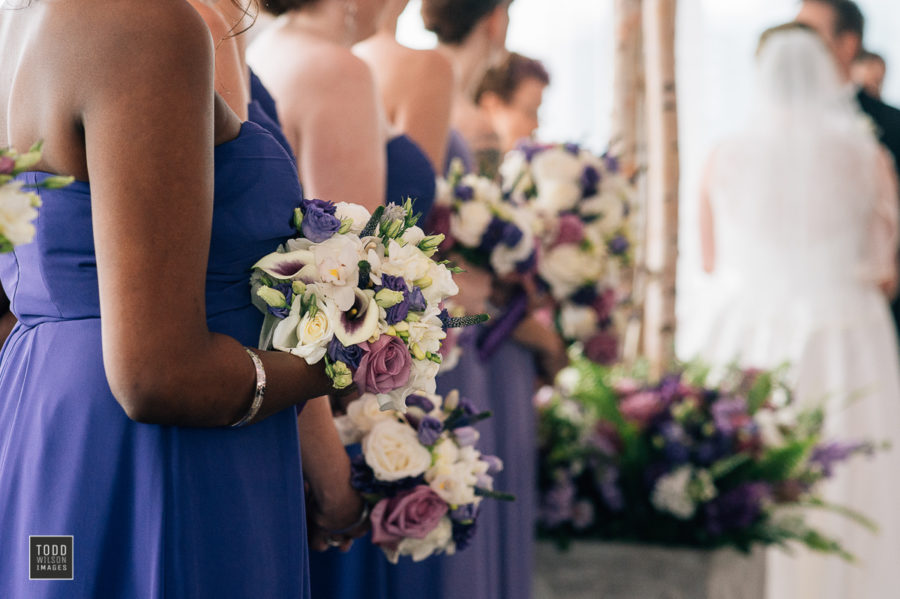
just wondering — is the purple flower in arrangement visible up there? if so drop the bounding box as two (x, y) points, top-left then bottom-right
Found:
(454, 426), (480, 447)
(659, 422), (691, 465)
(572, 500), (595, 530)
(703, 483), (771, 536)
(408, 286), (426, 311)
(596, 467), (625, 512)
(350, 455), (423, 496)
(810, 441), (873, 478)
(552, 213), (586, 247)
(571, 285), (599, 307)
(694, 436), (732, 467)
(0, 155), (14, 175)
(438, 308), (452, 330)
(482, 455), (504, 475)
(454, 184), (475, 202)
(501, 221), (523, 248)
(371, 486), (449, 545)
(619, 391), (666, 427)
(593, 288), (618, 322)
(299, 198), (341, 242)
(265, 282), (294, 319)
(603, 154), (620, 174)
(515, 249), (538, 274)
(417, 416), (444, 446)
(581, 165), (601, 198)
(450, 503), (479, 523)
(658, 375), (684, 402)
(584, 331), (619, 365)
(478, 217), (510, 254)
(327, 337), (363, 369)
(608, 235), (630, 256)
(563, 142), (581, 155)
(517, 140), (550, 162)
(353, 335), (412, 394)
(587, 424), (620, 457)
(458, 396), (480, 417)
(406, 394), (435, 413)
(540, 478), (576, 528)
(378, 274), (411, 325)
(711, 397), (751, 436)
(452, 520), (478, 551)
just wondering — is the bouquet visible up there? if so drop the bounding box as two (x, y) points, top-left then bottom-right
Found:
(536, 359), (877, 559)
(499, 142), (634, 364)
(0, 143), (72, 252)
(430, 158), (536, 277)
(252, 198), (486, 412)
(334, 391), (510, 563)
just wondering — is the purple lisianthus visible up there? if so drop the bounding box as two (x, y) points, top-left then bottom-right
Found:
(584, 331), (619, 365)
(378, 274), (411, 325)
(478, 217), (509, 254)
(608, 235), (629, 256)
(371, 486), (449, 546)
(417, 416), (443, 446)
(570, 285), (599, 307)
(659, 422), (691, 465)
(452, 520), (478, 551)
(408, 287), (426, 312)
(0, 155), (14, 175)
(563, 142), (581, 155)
(265, 282), (294, 319)
(450, 503), (479, 523)
(810, 441), (873, 478)
(552, 213), (585, 247)
(327, 337), (363, 369)
(596, 467), (625, 512)
(406, 394), (435, 413)
(539, 478), (576, 528)
(454, 426), (479, 447)
(517, 140), (550, 162)
(353, 335), (412, 394)
(703, 483), (770, 536)
(454, 184), (475, 202)
(711, 397), (751, 436)
(299, 198), (341, 242)
(604, 154), (620, 173)
(482, 455), (503, 475)
(350, 454), (422, 496)
(581, 165), (601, 198)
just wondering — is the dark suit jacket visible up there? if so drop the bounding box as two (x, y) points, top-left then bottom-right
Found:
(857, 89), (900, 329)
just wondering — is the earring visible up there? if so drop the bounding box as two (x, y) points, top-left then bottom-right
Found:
(343, 0), (358, 44)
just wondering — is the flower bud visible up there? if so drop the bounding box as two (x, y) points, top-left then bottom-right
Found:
(257, 287), (287, 308)
(292, 280), (307, 295)
(330, 361), (353, 390)
(375, 288), (405, 308)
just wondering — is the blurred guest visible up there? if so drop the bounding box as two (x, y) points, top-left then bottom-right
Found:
(422, 0), (511, 177)
(692, 23), (900, 599)
(356, 0), (454, 172)
(475, 52), (550, 153)
(852, 50), (886, 100)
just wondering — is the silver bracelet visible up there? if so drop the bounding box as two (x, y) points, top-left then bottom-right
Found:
(326, 503), (371, 536)
(231, 348), (266, 428)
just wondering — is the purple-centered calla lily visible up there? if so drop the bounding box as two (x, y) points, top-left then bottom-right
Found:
(334, 288), (380, 347)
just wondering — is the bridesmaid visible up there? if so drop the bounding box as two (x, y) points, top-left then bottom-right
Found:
(0, 1), (364, 597)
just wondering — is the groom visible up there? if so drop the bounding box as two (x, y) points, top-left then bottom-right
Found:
(797, 0), (900, 327)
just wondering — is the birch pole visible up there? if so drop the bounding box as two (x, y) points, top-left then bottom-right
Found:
(641, 0), (680, 377)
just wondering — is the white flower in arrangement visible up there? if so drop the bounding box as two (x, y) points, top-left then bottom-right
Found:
(422, 262), (459, 305)
(689, 469), (717, 503)
(381, 239), (431, 284)
(581, 192), (627, 234)
(396, 516), (455, 562)
(254, 249), (318, 282)
(271, 296), (335, 364)
(651, 466), (698, 520)
(426, 461), (479, 505)
(499, 149), (530, 195)
(347, 393), (396, 433)
(534, 180), (582, 213)
(450, 199), (494, 248)
(333, 415), (363, 445)
(363, 419), (434, 482)
(335, 202), (371, 235)
(431, 437), (460, 469)
(311, 235), (364, 311)
(407, 359), (440, 396)
(559, 303), (600, 342)
(0, 182), (40, 247)
(468, 174), (503, 205)
(538, 244), (605, 300)
(530, 147), (584, 209)
(401, 225), (426, 247)
(489, 209), (536, 276)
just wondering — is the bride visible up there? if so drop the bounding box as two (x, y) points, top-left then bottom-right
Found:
(686, 22), (900, 599)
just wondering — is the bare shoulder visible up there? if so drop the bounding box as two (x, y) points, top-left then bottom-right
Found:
(287, 44), (376, 112)
(407, 48), (453, 83)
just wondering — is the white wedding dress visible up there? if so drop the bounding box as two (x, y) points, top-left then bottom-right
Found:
(681, 29), (900, 599)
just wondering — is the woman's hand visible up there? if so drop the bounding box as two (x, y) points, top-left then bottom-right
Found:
(306, 482), (369, 552)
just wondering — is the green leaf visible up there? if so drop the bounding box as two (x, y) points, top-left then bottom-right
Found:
(747, 371), (773, 413)
(710, 453), (752, 479)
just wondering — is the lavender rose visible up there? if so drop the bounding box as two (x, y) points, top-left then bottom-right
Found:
(300, 198), (341, 242)
(371, 485), (449, 547)
(354, 335), (413, 394)
(552, 213), (585, 247)
(584, 331), (619, 365)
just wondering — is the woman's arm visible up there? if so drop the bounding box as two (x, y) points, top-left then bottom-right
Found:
(188, 0), (250, 120)
(83, 3), (328, 426)
(870, 147), (900, 297)
(288, 52), (386, 211)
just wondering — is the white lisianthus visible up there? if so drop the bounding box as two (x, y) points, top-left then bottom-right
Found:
(401, 225), (426, 247)
(381, 239), (431, 284)
(335, 202), (371, 235)
(451, 200), (493, 248)
(559, 303), (599, 341)
(312, 236), (364, 311)
(534, 180), (582, 213)
(0, 182), (39, 247)
(407, 307), (447, 354)
(397, 516), (455, 562)
(538, 245), (604, 300)
(650, 466), (697, 520)
(467, 174), (502, 205)
(364, 419), (433, 481)
(435, 177), (453, 206)
(422, 262), (458, 305)
(347, 393), (395, 433)
(426, 461), (478, 505)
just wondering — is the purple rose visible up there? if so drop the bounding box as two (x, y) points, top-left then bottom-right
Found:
(552, 213), (585, 247)
(371, 486), (449, 546)
(417, 416), (443, 446)
(0, 155), (14, 175)
(378, 274), (411, 325)
(300, 198), (341, 242)
(327, 337), (363, 369)
(584, 331), (619, 365)
(353, 335), (412, 394)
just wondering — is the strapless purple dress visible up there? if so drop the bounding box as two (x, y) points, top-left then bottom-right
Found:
(0, 122), (313, 597)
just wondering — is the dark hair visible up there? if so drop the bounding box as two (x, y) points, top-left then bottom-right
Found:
(806, 0), (864, 39)
(855, 49), (885, 65)
(756, 21), (818, 56)
(261, 0), (319, 16)
(475, 52), (549, 103)
(228, 0), (260, 37)
(421, 0), (507, 45)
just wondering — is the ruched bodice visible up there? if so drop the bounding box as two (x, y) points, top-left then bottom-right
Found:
(0, 120), (312, 598)
(386, 134), (436, 219)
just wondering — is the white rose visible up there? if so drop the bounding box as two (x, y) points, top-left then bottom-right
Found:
(363, 419), (433, 481)
(426, 461), (478, 505)
(0, 183), (39, 246)
(347, 393), (395, 433)
(401, 225), (426, 247)
(397, 516), (454, 562)
(535, 180), (582, 213)
(650, 466), (696, 519)
(335, 202), (372, 235)
(531, 147), (584, 186)
(559, 303), (599, 341)
(538, 245), (604, 300)
(271, 296), (334, 364)
(381, 240), (431, 284)
(450, 200), (493, 248)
